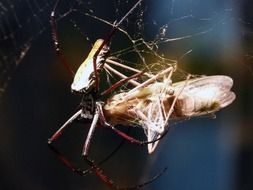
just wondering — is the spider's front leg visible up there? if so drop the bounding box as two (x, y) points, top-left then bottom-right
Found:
(48, 109), (83, 144)
(50, 0), (75, 76)
(80, 102), (168, 189)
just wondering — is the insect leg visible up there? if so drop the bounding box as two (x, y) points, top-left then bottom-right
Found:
(123, 66), (174, 101)
(50, 0), (75, 76)
(104, 63), (141, 86)
(106, 59), (154, 78)
(48, 109), (82, 144)
(164, 75), (191, 125)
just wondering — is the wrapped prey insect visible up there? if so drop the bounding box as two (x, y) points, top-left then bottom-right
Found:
(103, 66), (236, 153)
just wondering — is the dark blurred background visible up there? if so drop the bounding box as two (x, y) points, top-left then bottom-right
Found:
(0, 0), (253, 190)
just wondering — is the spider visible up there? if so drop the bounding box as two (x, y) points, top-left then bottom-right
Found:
(48, 0), (166, 189)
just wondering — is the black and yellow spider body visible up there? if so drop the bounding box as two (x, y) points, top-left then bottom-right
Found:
(71, 39), (109, 94)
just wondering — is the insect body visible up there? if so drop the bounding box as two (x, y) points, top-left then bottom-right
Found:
(172, 75), (235, 118)
(103, 70), (236, 153)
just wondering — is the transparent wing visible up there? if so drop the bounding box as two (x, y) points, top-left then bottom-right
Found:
(173, 75), (236, 117)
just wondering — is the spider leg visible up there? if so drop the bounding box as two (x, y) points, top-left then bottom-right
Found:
(82, 102), (100, 157)
(104, 66), (175, 150)
(49, 104), (166, 189)
(48, 109), (82, 144)
(110, 126), (169, 146)
(84, 156), (167, 190)
(123, 66), (174, 101)
(48, 144), (90, 176)
(92, 0), (144, 91)
(48, 133), (126, 177)
(106, 59), (154, 78)
(97, 102), (170, 146)
(104, 63), (141, 86)
(49, 143), (167, 190)
(50, 0), (74, 76)
(101, 70), (145, 96)
(48, 105), (129, 177)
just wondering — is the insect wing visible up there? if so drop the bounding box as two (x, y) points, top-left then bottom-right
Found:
(173, 75), (236, 117)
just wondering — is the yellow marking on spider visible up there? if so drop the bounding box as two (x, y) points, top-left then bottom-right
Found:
(71, 39), (106, 92)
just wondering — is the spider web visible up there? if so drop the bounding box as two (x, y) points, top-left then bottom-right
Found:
(1, 0), (252, 99)
(0, 0), (52, 98)
(0, 0), (253, 190)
